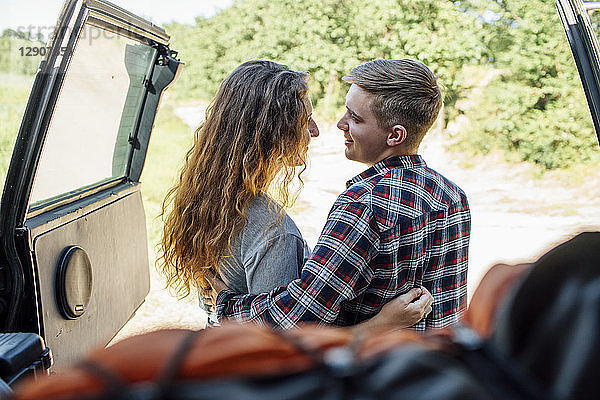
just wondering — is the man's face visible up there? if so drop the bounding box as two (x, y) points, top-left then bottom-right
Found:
(336, 84), (390, 166)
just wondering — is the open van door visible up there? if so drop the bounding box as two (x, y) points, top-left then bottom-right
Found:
(0, 0), (182, 370)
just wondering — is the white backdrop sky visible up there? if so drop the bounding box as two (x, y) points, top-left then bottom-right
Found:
(0, 0), (234, 34)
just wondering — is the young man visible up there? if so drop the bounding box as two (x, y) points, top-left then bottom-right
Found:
(215, 59), (470, 331)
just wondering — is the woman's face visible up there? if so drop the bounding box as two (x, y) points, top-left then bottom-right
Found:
(284, 96), (319, 168)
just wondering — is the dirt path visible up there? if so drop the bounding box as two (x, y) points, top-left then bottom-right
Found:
(421, 131), (600, 292)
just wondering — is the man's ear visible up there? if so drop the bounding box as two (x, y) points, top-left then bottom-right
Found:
(386, 125), (407, 147)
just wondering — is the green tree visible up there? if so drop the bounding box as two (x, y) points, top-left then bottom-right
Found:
(167, 0), (484, 121)
(457, 0), (599, 168)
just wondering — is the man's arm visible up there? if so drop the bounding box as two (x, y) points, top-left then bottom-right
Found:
(216, 201), (380, 329)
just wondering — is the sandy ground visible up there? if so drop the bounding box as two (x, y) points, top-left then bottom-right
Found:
(113, 102), (600, 343)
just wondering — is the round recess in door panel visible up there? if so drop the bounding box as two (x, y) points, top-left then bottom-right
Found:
(55, 246), (93, 320)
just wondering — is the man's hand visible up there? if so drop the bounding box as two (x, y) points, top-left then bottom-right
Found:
(353, 287), (433, 334)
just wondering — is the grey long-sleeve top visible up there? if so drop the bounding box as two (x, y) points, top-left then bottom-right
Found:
(218, 193), (310, 295)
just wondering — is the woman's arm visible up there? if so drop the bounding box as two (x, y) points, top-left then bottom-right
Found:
(352, 287), (433, 334)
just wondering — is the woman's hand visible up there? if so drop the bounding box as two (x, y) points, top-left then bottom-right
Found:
(352, 287), (434, 334)
(378, 286), (433, 328)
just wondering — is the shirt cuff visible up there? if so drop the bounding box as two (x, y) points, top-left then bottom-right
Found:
(216, 289), (236, 316)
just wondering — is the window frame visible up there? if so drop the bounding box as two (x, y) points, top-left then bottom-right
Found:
(557, 0), (600, 145)
(26, 18), (161, 216)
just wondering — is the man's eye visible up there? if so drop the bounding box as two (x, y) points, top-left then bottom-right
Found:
(351, 114), (360, 122)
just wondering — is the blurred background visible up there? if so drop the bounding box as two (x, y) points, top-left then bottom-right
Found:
(1, 0), (600, 338)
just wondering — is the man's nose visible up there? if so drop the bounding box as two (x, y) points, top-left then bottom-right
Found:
(308, 119), (320, 138)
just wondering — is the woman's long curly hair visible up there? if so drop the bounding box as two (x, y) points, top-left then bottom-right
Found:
(159, 60), (311, 298)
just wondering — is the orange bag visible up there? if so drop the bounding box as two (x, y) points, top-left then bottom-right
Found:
(464, 262), (530, 338)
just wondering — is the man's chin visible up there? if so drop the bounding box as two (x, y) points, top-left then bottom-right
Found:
(344, 148), (359, 162)
(344, 148), (353, 160)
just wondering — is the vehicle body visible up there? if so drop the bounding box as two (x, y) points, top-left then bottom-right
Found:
(0, 0), (181, 385)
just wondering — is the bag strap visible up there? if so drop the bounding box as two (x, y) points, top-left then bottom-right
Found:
(270, 328), (381, 399)
(155, 329), (204, 398)
(74, 330), (203, 400)
(76, 359), (128, 399)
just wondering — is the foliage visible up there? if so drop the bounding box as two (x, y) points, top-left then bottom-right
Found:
(166, 0), (485, 121)
(165, 0), (600, 168)
(455, 0), (599, 168)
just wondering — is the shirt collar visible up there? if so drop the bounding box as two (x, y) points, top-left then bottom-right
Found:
(346, 155), (427, 188)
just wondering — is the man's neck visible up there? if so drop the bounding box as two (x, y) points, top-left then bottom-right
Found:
(368, 147), (419, 167)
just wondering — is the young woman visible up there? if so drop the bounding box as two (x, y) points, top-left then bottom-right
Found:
(159, 60), (318, 323)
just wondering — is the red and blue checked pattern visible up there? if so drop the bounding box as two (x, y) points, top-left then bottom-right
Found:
(217, 155), (471, 331)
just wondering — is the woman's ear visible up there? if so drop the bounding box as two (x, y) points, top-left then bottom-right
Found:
(386, 125), (407, 147)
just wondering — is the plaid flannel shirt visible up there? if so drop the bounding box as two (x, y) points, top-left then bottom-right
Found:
(217, 155), (470, 331)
